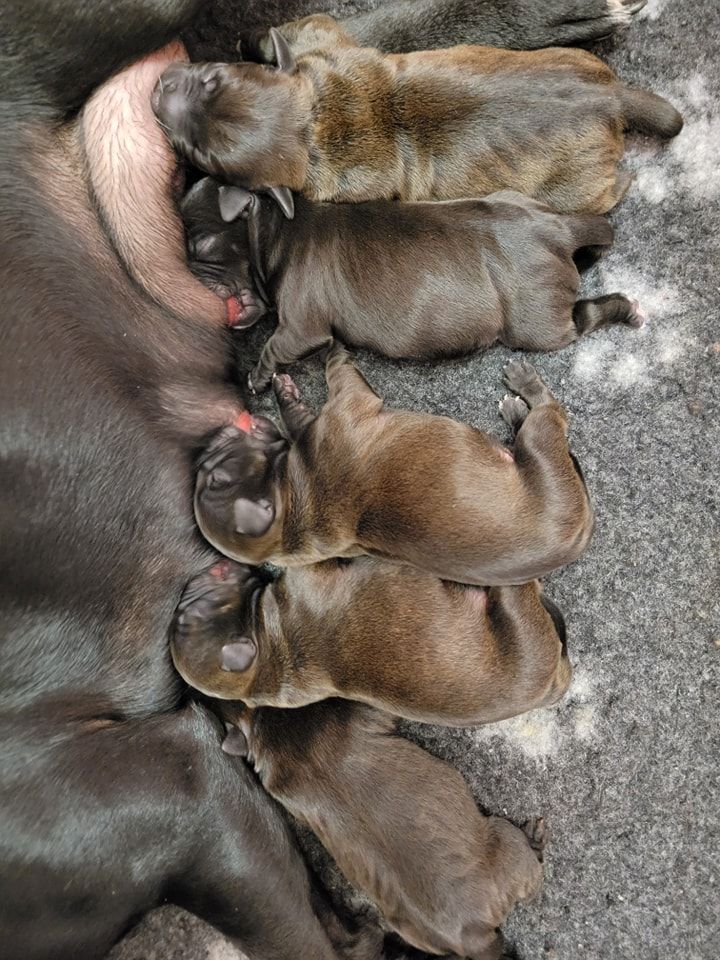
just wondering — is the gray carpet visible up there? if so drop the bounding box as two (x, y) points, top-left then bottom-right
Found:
(110, 1), (720, 958)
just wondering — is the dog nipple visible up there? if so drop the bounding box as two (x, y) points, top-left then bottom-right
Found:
(226, 295), (242, 327)
(235, 410), (253, 433)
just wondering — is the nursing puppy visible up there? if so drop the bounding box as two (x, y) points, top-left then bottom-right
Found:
(182, 177), (642, 392)
(221, 698), (547, 960)
(171, 557), (571, 724)
(153, 14), (682, 213)
(194, 351), (594, 585)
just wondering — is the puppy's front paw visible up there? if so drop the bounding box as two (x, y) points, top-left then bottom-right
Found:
(272, 373), (301, 402)
(499, 394), (530, 432)
(502, 359), (552, 409)
(248, 365), (275, 394)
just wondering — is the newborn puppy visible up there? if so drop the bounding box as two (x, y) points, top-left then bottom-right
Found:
(153, 14), (682, 213)
(181, 177), (642, 392)
(171, 557), (571, 724)
(194, 351), (594, 585)
(221, 698), (547, 960)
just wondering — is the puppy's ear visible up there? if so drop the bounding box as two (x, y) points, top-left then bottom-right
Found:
(233, 497), (276, 537)
(218, 185), (256, 222)
(270, 28), (296, 74)
(265, 186), (295, 219)
(221, 639), (258, 673)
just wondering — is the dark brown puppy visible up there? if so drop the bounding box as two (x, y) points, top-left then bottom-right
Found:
(153, 13), (682, 213)
(194, 351), (594, 584)
(221, 698), (547, 960)
(170, 557), (571, 724)
(182, 177), (642, 392)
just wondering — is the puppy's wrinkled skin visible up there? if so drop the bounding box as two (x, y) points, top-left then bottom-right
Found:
(155, 13), (681, 212)
(224, 699), (546, 960)
(171, 557), (572, 723)
(182, 178), (643, 391)
(194, 353), (594, 584)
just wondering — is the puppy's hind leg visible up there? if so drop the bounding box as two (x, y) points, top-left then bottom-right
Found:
(502, 360), (594, 571)
(573, 294), (645, 337)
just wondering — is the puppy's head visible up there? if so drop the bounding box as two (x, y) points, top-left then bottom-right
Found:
(151, 33), (306, 196)
(180, 177), (266, 329)
(194, 417), (288, 562)
(171, 559), (266, 701)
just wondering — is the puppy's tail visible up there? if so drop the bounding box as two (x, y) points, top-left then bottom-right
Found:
(620, 86), (684, 138)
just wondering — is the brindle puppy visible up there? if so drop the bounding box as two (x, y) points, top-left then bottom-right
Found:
(220, 698), (547, 960)
(153, 14), (682, 213)
(170, 557), (571, 723)
(193, 351), (594, 584)
(181, 176), (643, 392)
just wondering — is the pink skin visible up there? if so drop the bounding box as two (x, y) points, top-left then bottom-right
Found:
(81, 42), (227, 326)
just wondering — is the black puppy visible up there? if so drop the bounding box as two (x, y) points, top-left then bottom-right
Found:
(182, 177), (642, 392)
(0, 0), (648, 958)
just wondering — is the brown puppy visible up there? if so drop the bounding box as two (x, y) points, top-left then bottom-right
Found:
(181, 177), (643, 392)
(194, 351), (594, 585)
(220, 698), (547, 960)
(153, 14), (682, 213)
(170, 557), (571, 724)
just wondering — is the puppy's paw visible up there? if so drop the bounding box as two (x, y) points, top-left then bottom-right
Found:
(537, 0), (646, 44)
(499, 394), (530, 432)
(627, 298), (646, 328)
(272, 372), (300, 402)
(502, 359), (552, 408)
(523, 817), (548, 862)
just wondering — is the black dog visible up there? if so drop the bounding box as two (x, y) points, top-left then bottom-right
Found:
(181, 177), (642, 392)
(0, 0), (647, 958)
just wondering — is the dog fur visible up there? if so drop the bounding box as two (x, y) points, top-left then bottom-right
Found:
(223, 698), (548, 960)
(193, 351), (594, 584)
(154, 12), (682, 212)
(181, 177), (643, 391)
(171, 557), (572, 724)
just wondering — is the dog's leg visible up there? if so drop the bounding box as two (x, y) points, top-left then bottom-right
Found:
(249, 325), (331, 394)
(324, 345), (384, 412)
(485, 583), (573, 713)
(340, 0), (646, 53)
(272, 373), (318, 440)
(573, 294), (645, 336)
(501, 359), (594, 571)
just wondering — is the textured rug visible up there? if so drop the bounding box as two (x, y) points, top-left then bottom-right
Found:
(110, 1), (720, 958)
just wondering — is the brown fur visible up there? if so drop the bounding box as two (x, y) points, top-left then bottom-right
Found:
(182, 178), (643, 392)
(171, 558), (572, 723)
(223, 698), (546, 960)
(154, 13), (682, 213)
(194, 350), (594, 585)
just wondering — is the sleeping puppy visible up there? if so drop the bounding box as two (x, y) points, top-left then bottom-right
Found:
(170, 557), (571, 724)
(193, 351), (594, 585)
(181, 177), (642, 392)
(220, 698), (547, 960)
(153, 14), (682, 213)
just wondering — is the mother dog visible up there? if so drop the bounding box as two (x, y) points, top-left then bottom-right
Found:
(0, 1), (646, 958)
